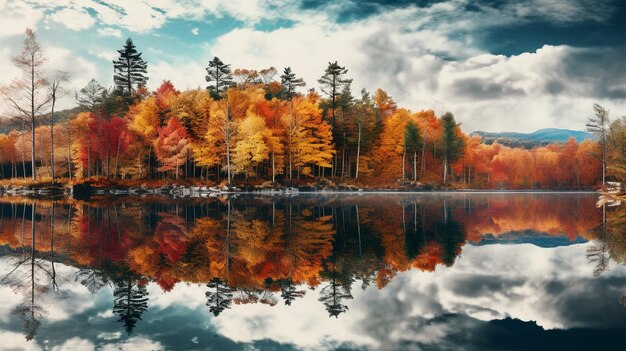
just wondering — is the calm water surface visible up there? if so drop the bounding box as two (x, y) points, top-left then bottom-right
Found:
(0, 193), (624, 350)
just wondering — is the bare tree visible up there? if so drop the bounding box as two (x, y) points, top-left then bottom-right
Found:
(0, 29), (50, 180)
(587, 104), (611, 186)
(48, 71), (70, 182)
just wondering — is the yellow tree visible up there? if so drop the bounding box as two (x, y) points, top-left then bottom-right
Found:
(0, 131), (18, 178)
(373, 108), (411, 179)
(373, 88), (397, 120)
(232, 112), (274, 178)
(282, 95), (335, 178)
(127, 96), (161, 176)
(193, 99), (237, 183)
(170, 89), (213, 140)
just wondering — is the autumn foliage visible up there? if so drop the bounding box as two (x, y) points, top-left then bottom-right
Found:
(0, 80), (602, 188)
(0, 194), (603, 300)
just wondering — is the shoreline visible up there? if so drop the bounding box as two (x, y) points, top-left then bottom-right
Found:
(0, 180), (601, 199)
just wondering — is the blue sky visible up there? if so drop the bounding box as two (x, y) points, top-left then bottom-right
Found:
(1, 0), (625, 132)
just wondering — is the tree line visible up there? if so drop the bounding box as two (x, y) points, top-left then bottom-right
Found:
(1, 29), (622, 188)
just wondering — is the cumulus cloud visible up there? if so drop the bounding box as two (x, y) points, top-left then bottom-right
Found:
(97, 27), (122, 38)
(88, 48), (116, 62)
(148, 60), (207, 91)
(205, 3), (626, 132)
(2, 0), (624, 132)
(0, 1), (44, 37)
(0, 331), (42, 351)
(49, 7), (95, 30)
(51, 337), (96, 351)
(43, 45), (99, 107)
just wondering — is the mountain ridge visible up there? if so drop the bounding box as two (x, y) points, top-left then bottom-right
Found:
(471, 128), (593, 148)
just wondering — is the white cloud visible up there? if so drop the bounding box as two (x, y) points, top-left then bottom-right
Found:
(44, 45), (100, 108)
(99, 337), (164, 351)
(148, 59), (206, 91)
(203, 5), (626, 132)
(3, 0), (623, 132)
(50, 7), (95, 30)
(0, 331), (42, 351)
(88, 48), (116, 62)
(97, 27), (122, 38)
(0, 1), (44, 37)
(97, 332), (122, 340)
(52, 337), (95, 351)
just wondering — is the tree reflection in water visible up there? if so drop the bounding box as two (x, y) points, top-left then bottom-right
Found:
(585, 201), (626, 303)
(0, 193), (617, 340)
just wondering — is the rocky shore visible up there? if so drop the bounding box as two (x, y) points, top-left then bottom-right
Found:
(0, 179), (433, 199)
(0, 178), (600, 199)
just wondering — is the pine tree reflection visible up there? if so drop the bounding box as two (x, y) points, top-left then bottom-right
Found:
(206, 277), (234, 316)
(0, 193), (609, 337)
(113, 273), (149, 335)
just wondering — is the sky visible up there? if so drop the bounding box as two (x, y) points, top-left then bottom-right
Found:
(0, 0), (625, 132)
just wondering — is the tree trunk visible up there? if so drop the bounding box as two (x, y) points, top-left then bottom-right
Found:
(402, 148), (406, 180)
(289, 147), (293, 180)
(87, 143), (91, 177)
(413, 151), (417, 181)
(31, 57), (36, 181)
(341, 132), (346, 178)
(50, 94), (56, 182)
(225, 105), (232, 185)
(421, 142), (426, 175)
(67, 121), (72, 181)
(355, 123), (361, 179)
(115, 135), (121, 179)
(272, 152), (275, 183)
(443, 157), (448, 184)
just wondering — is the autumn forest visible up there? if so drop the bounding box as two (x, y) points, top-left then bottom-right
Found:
(1, 30), (624, 190)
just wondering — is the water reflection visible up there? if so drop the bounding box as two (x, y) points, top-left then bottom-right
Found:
(0, 193), (623, 350)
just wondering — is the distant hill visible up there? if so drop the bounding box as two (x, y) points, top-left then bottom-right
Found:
(472, 231), (587, 248)
(0, 106), (83, 134)
(471, 128), (594, 149)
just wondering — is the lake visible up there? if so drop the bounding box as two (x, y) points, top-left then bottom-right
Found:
(0, 193), (624, 350)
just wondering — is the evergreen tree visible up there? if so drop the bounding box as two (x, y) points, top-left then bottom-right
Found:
(113, 278), (149, 335)
(404, 121), (422, 181)
(206, 277), (233, 316)
(318, 61), (353, 130)
(113, 38), (148, 94)
(319, 274), (353, 318)
(76, 268), (109, 294)
(76, 79), (105, 112)
(280, 67), (305, 100)
(205, 57), (234, 100)
(278, 279), (305, 305)
(319, 257), (354, 318)
(439, 112), (465, 184)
